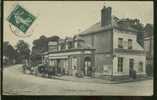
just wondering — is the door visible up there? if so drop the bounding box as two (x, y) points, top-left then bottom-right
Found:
(84, 57), (92, 76)
(129, 59), (134, 77)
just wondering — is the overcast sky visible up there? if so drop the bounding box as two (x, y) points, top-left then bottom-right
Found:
(4, 1), (153, 49)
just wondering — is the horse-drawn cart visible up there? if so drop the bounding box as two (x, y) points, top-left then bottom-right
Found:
(22, 64), (55, 78)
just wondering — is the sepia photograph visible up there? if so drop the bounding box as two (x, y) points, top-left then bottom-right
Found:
(3, 1), (153, 96)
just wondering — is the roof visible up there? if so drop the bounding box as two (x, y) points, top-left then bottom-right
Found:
(79, 22), (112, 35)
(79, 16), (139, 35)
(79, 41), (94, 49)
(73, 35), (85, 41)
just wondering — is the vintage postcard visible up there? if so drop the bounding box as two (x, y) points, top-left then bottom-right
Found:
(3, 1), (154, 96)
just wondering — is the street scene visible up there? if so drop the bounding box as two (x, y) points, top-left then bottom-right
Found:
(3, 64), (153, 95)
(3, 1), (153, 95)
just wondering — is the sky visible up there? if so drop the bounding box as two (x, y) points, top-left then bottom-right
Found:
(4, 1), (153, 49)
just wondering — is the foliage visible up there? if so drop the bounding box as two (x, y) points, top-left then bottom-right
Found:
(3, 41), (18, 64)
(16, 40), (30, 61)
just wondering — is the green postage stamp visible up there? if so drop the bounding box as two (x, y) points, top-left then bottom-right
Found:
(7, 4), (36, 33)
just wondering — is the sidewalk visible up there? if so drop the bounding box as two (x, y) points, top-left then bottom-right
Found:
(51, 75), (153, 84)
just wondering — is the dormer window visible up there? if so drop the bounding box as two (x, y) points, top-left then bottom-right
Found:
(118, 38), (123, 48)
(128, 39), (133, 49)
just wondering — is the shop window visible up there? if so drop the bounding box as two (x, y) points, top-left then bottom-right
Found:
(118, 57), (123, 72)
(49, 59), (57, 66)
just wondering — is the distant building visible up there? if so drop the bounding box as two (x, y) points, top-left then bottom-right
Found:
(43, 6), (146, 79)
(144, 24), (153, 66)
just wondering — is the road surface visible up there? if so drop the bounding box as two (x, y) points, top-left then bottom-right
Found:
(3, 64), (153, 96)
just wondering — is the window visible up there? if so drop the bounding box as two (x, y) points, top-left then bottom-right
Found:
(128, 39), (133, 49)
(49, 60), (57, 66)
(118, 38), (123, 48)
(118, 57), (123, 72)
(138, 62), (143, 72)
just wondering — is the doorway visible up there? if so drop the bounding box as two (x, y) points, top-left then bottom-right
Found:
(129, 59), (135, 78)
(84, 57), (92, 76)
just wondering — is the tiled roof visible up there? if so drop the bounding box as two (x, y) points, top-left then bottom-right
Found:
(79, 16), (139, 35)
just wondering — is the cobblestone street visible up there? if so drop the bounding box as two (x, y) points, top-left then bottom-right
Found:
(3, 65), (153, 96)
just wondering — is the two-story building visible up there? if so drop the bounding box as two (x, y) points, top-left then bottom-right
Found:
(79, 6), (146, 79)
(42, 6), (146, 79)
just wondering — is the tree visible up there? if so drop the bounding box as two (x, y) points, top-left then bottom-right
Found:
(3, 41), (17, 64)
(16, 40), (30, 63)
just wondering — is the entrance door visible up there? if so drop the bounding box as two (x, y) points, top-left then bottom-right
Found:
(84, 57), (92, 76)
(129, 59), (134, 77)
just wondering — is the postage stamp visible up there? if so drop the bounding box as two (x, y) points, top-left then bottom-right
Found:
(7, 4), (36, 36)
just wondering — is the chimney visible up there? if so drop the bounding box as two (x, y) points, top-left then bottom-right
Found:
(101, 6), (112, 27)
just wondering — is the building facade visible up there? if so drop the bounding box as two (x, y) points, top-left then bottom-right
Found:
(42, 37), (95, 77)
(79, 6), (146, 79)
(43, 6), (146, 79)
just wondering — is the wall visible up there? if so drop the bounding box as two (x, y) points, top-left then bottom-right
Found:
(81, 30), (113, 53)
(80, 30), (113, 76)
(112, 54), (146, 76)
(95, 54), (112, 76)
(94, 30), (113, 53)
(112, 29), (146, 76)
(113, 29), (144, 50)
